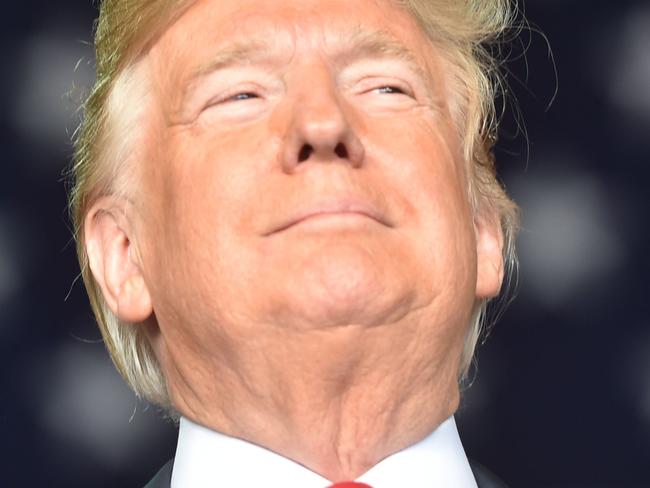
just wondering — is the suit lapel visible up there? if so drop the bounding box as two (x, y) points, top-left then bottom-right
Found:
(143, 459), (173, 488)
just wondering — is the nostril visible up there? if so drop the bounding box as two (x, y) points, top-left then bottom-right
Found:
(334, 143), (348, 159)
(298, 144), (313, 162)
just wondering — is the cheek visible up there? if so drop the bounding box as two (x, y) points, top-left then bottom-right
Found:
(137, 127), (268, 327)
(368, 112), (470, 228)
(141, 122), (279, 300)
(365, 114), (476, 289)
(162, 124), (270, 232)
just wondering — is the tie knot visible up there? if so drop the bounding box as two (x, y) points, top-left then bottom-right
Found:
(327, 483), (373, 488)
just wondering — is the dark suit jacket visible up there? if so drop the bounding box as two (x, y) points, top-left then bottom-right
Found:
(143, 459), (508, 487)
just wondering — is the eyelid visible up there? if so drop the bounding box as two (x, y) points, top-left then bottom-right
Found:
(206, 84), (264, 106)
(355, 76), (415, 97)
(186, 65), (277, 109)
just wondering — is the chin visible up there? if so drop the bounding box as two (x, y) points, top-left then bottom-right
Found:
(271, 245), (418, 329)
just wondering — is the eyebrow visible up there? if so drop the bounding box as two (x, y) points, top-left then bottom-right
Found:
(333, 28), (435, 85)
(189, 28), (435, 87)
(191, 39), (277, 79)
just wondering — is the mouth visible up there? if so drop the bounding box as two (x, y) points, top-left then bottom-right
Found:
(264, 198), (392, 236)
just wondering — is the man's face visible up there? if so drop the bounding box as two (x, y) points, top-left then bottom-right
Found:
(134, 0), (498, 364)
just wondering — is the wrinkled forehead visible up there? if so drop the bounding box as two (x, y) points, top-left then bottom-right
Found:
(159, 0), (426, 42)
(149, 0), (441, 76)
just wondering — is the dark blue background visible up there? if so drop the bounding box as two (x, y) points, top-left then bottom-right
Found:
(2, 1), (649, 486)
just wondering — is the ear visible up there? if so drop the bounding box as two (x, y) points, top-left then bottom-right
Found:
(474, 209), (505, 299)
(84, 197), (153, 323)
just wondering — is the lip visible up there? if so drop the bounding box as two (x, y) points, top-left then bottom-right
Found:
(265, 197), (392, 235)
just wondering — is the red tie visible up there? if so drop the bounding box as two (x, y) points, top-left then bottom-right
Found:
(327, 483), (373, 488)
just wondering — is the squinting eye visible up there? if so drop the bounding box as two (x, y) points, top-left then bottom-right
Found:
(227, 92), (259, 102)
(375, 85), (406, 95)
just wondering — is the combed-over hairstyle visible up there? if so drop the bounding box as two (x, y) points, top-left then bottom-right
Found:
(69, 0), (519, 407)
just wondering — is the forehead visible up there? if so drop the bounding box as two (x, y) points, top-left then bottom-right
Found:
(153, 0), (438, 71)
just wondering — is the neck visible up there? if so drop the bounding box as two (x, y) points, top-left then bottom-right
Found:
(158, 317), (463, 481)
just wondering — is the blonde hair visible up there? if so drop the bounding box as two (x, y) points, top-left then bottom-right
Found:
(69, 0), (519, 407)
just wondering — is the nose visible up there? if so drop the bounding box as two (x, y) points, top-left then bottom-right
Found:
(280, 80), (365, 173)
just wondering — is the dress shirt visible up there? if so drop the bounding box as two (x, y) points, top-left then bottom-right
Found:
(170, 415), (478, 488)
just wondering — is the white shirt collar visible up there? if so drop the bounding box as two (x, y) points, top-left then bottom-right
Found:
(171, 415), (478, 488)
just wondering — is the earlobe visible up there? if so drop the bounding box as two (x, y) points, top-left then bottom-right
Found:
(84, 198), (153, 323)
(474, 210), (505, 299)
